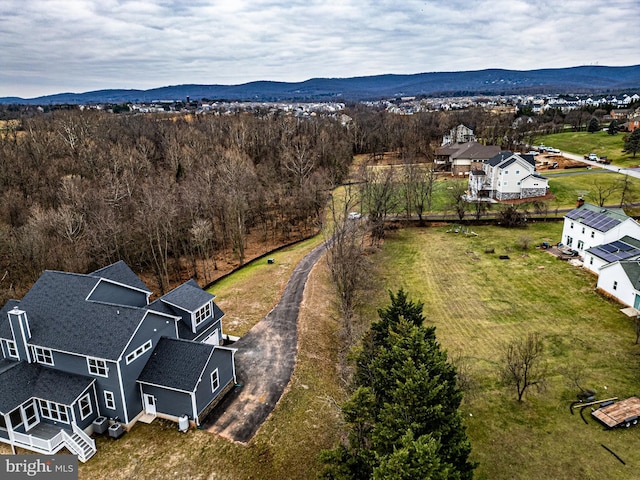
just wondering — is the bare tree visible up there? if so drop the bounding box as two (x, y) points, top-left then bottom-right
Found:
(445, 179), (469, 221)
(324, 185), (369, 342)
(358, 161), (399, 244)
(618, 174), (637, 208)
(402, 161), (436, 222)
(589, 178), (620, 207)
(499, 333), (547, 402)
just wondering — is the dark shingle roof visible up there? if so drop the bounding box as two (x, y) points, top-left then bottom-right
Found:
(435, 141), (500, 160)
(160, 281), (214, 312)
(0, 361), (94, 413)
(91, 261), (151, 293)
(138, 337), (214, 392)
(0, 271), (148, 360)
(487, 151), (513, 166)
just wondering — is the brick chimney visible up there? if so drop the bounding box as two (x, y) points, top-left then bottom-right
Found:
(577, 197), (585, 208)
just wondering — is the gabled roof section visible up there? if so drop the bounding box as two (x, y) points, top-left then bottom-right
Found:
(565, 203), (628, 232)
(176, 303), (224, 341)
(137, 337), (214, 392)
(521, 173), (548, 181)
(91, 260), (151, 293)
(619, 261), (640, 290)
(487, 151), (536, 169)
(160, 280), (214, 313)
(0, 361), (95, 413)
(3, 271), (148, 359)
(487, 151), (514, 167)
(435, 141), (499, 160)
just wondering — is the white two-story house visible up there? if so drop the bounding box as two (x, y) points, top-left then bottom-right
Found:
(468, 151), (549, 201)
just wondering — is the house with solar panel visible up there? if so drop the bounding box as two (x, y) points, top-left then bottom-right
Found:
(0, 261), (236, 462)
(561, 201), (640, 261)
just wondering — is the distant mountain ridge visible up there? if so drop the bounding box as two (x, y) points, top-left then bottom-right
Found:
(2, 65), (639, 105)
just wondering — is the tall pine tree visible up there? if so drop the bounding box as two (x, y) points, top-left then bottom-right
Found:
(321, 289), (475, 479)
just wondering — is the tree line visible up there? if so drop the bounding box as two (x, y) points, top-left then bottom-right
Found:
(0, 104), (527, 300)
(0, 110), (354, 299)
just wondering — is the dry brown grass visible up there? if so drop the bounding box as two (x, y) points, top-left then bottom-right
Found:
(1, 234), (345, 480)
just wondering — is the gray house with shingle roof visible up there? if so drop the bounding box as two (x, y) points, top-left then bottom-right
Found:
(0, 261), (236, 461)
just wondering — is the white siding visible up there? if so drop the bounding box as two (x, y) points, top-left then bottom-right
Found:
(597, 262), (637, 307)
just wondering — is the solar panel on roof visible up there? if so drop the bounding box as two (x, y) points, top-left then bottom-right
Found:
(611, 240), (632, 251)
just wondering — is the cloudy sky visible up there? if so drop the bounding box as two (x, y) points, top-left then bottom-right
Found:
(1, 0), (638, 98)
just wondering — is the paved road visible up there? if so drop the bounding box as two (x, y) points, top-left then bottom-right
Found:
(203, 241), (327, 443)
(560, 151), (640, 179)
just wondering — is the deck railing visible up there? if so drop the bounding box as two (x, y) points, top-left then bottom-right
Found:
(12, 430), (64, 453)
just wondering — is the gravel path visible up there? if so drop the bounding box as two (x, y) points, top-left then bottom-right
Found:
(203, 241), (327, 443)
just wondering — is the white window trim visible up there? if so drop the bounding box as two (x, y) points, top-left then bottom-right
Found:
(195, 302), (212, 326)
(4, 340), (18, 359)
(32, 346), (54, 366)
(79, 394), (93, 421)
(211, 368), (219, 392)
(126, 340), (153, 365)
(87, 357), (109, 377)
(38, 399), (69, 423)
(104, 391), (116, 410)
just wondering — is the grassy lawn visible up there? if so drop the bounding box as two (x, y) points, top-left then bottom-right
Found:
(210, 235), (325, 337)
(369, 222), (640, 480)
(546, 172), (638, 209)
(1, 235), (345, 480)
(536, 131), (639, 168)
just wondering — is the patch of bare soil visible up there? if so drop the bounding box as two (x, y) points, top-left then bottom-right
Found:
(536, 153), (584, 171)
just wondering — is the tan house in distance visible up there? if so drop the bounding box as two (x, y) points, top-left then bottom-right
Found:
(435, 141), (501, 175)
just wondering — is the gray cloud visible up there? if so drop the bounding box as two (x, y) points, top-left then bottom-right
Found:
(0, 0), (638, 97)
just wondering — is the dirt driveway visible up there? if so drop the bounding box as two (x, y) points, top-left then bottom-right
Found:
(202, 241), (327, 443)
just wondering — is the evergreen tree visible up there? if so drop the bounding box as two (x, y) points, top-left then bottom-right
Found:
(587, 116), (600, 133)
(320, 290), (476, 480)
(608, 119), (618, 135)
(624, 129), (640, 157)
(372, 432), (456, 480)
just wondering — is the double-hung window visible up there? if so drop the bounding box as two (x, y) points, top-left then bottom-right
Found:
(104, 391), (116, 410)
(4, 340), (18, 359)
(211, 369), (219, 392)
(87, 357), (108, 377)
(79, 394), (92, 420)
